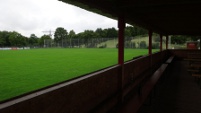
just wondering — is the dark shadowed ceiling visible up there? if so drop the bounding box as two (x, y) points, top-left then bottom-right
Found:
(60, 0), (201, 35)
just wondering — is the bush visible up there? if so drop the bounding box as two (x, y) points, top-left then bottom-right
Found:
(125, 41), (136, 48)
(152, 42), (160, 49)
(99, 44), (107, 48)
(139, 41), (147, 49)
(131, 42), (136, 48)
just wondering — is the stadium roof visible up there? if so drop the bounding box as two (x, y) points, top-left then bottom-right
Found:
(59, 0), (201, 35)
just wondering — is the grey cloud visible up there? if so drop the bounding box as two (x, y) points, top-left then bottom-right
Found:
(0, 0), (117, 37)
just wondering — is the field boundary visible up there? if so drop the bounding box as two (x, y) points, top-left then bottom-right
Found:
(0, 47), (30, 50)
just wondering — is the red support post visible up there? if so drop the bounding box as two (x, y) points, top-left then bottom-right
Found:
(118, 14), (125, 103)
(160, 34), (163, 51)
(148, 30), (153, 55)
(166, 35), (169, 49)
(118, 15), (125, 65)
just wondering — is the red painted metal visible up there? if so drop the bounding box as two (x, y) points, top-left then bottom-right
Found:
(117, 14), (125, 103)
(160, 34), (163, 51)
(187, 42), (198, 49)
(166, 35), (168, 49)
(148, 30), (153, 55)
(118, 15), (125, 65)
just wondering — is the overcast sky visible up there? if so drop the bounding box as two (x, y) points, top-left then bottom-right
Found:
(0, 0), (118, 37)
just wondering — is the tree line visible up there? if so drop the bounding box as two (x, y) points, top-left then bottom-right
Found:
(171, 35), (201, 44)
(0, 26), (148, 48)
(1, 25), (200, 48)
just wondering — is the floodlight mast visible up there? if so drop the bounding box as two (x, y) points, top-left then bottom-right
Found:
(42, 30), (55, 39)
(42, 30), (55, 47)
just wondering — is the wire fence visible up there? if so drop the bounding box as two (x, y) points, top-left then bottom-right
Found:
(0, 36), (163, 49)
(43, 37), (158, 49)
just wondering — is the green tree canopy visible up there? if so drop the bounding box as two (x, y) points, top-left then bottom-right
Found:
(39, 35), (51, 46)
(68, 30), (76, 39)
(29, 34), (39, 46)
(171, 35), (188, 44)
(95, 28), (107, 38)
(9, 31), (27, 47)
(0, 31), (11, 47)
(105, 27), (118, 38)
(82, 30), (98, 39)
(54, 27), (68, 43)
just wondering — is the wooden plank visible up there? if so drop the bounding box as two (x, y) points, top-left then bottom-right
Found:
(192, 74), (201, 78)
(166, 56), (175, 64)
(184, 58), (201, 62)
(187, 53), (201, 59)
(187, 69), (199, 73)
(190, 64), (201, 68)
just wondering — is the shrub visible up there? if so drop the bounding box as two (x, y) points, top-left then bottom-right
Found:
(99, 44), (107, 48)
(152, 42), (160, 49)
(139, 41), (147, 49)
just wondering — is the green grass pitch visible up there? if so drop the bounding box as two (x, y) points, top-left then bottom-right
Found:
(0, 48), (158, 101)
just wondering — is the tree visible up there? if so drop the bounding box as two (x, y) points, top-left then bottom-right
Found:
(9, 31), (27, 47)
(106, 27), (118, 38)
(83, 30), (98, 39)
(82, 30), (98, 47)
(54, 27), (68, 47)
(129, 26), (148, 36)
(191, 36), (201, 41)
(39, 35), (51, 47)
(29, 34), (39, 47)
(68, 30), (76, 47)
(76, 32), (84, 39)
(125, 26), (134, 38)
(95, 28), (107, 38)
(0, 31), (11, 47)
(0, 31), (6, 47)
(125, 28), (132, 38)
(68, 30), (76, 39)
(171, 35), (187, 44)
